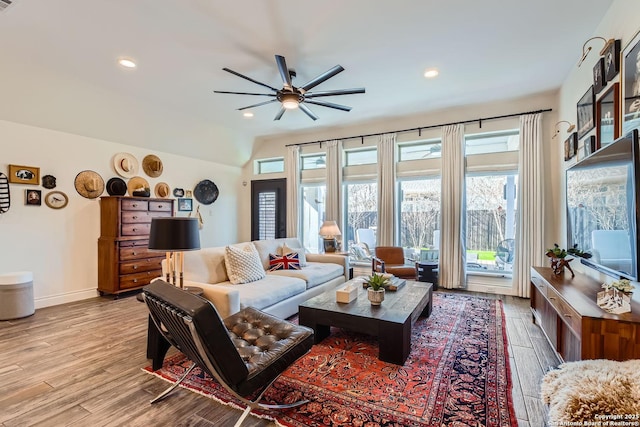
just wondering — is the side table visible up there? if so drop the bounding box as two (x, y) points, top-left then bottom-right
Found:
(416, 261), (439, 291)
(139, 286), (203, 370)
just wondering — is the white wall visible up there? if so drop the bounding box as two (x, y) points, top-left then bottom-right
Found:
(557, 0), (640, 278)
(240, 90), (559, 246)
(0, 120), (241, 308)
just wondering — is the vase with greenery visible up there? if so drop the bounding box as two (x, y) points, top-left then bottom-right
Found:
(366, 273), (389, 305)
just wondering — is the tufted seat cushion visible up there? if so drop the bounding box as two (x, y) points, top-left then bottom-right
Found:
(224, 307), (313, 383)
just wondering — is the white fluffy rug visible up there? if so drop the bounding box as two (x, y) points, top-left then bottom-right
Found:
(541, 359), (640, 423)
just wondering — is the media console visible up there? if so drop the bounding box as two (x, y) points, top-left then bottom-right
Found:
(530, 266), (640, 362)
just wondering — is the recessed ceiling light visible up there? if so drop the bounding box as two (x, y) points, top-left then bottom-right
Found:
(118, 58), (137, 69)
(243, 112), (254, 118)
(424, 68), (439, 78)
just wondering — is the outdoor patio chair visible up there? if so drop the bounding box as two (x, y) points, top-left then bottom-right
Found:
(142, 280), (314, 427)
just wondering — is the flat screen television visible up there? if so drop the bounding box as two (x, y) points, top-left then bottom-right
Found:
(566, 129), (640, 280)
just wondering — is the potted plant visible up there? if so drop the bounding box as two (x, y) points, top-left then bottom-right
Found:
(545, 244), (575, 277)
(366, 273), (389, 305)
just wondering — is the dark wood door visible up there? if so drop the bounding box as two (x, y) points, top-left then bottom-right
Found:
(251, 179), (286, 241)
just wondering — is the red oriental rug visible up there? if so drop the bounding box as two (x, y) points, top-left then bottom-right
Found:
(143, 293), (516, 426)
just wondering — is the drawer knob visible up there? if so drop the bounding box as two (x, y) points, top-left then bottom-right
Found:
(133, 216), (137, 220)
(133, 204), (137, 208)
(132, 252), (137, 256)
(549, 297), (556, 300)
(133, 265), (138, 270)
(133, 279), (138, 283)
(158, 204), (163, 208)
(132, 228), (137, 232)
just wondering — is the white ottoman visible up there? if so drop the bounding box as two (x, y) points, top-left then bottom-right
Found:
(0, 271), (34, 320)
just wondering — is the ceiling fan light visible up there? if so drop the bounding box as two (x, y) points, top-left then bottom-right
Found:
(281, 93), (300, 109)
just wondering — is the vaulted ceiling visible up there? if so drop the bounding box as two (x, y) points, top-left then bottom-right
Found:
(0, 0), (613, 166)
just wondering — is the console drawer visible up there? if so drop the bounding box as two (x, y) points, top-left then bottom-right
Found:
(119, 258), (163, 275)
(119, 270), (161, 289)
(149, 201), (172, 212)
(121, 200), (149, 211)
(121, 223), (151, 236)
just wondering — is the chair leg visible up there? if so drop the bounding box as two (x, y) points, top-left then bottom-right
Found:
(233, 406), (252, 427)
(150, 362), (197, 404)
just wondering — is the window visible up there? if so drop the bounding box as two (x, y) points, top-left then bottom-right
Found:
(345, 148), (377, 166)
(344, 182), (378, 253)
(256, 158), (284, 174)
(465, 173), (518, 275)
(399, 178), (441, 260)
(301, 154), (326, 170)
(465, 131), (519, 155)
(300, 184), (326, 253)
(398, 139), (442, 161)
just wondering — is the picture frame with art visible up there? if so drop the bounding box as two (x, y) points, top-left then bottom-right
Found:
(582, 135), (597, 159)
(623, 30), (640, 134)
(25, 189), (41, 206)
(178, 198), (193, 212)
(8, 164), (40, 185)
(593, 57), (605, 94)
(564, 132), (578, 161)
(604, 39), (621, 82)
(577, 86), (595, 139)
(596, 82), (620, 148)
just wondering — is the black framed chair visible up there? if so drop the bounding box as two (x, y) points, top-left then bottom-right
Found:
(142, 280), (314, 427)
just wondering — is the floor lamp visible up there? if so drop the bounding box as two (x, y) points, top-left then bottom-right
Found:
(148, 217), (201, 289)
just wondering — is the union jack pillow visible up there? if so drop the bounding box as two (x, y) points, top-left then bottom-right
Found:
(268, 252), (301, 271)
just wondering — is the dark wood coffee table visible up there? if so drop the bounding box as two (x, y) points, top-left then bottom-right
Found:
(299, 279), (433, 365)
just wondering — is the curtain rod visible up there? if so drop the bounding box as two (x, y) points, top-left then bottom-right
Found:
(285, 108), (553, 147)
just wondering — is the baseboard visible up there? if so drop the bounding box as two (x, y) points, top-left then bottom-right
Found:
(35, 288), (99, 309)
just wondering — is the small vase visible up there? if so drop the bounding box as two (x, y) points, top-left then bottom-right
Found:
(368, 288), (385, 305)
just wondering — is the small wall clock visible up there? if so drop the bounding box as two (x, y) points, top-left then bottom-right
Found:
(44, 191), (69, 209)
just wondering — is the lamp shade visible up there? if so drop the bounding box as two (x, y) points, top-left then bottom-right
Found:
(319, 220), (342, 237)
(148, 217), (201, 251)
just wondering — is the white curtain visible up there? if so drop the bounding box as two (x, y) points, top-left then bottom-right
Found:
(325, 140), (342, 235)
(285, 145), (300, 238)
(377, 133), (396, 246)
(513, 113), (545, 298)
(440, 124), (466, 289)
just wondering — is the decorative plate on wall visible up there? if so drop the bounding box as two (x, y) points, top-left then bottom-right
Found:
(45, 191), (69, 209)
(194, 179), (219, 205)
(0, 173), (10, 214)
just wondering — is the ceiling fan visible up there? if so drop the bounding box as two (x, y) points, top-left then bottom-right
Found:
(214, 55), (365, 121)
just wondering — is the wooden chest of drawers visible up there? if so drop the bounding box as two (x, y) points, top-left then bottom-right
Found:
(98, 196), (174, 296)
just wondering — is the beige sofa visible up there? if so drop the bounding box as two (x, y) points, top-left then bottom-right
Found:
(175, 238), (349, 319)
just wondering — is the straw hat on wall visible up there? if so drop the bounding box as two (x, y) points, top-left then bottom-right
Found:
(74, 170), (105, 199)
(113, 153), (138, 179)
(142, 154), (163, 178)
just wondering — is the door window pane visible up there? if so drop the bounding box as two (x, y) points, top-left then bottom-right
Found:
(465, 173), (518, 274)
(301, 185), (326, 253)
(399, 178), (441, 260)
(257, 191), (277, 239)
(345, 182), (378, 260)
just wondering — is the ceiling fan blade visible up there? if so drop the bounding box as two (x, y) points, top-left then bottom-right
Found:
(214, 90), (276, 97)
(298, 103), (319, 121)
(237, 99), (278, 110)
(222, 67), (279, 92)
(274, 107), (286, 121)
(304, 88), (366, 98)
(275, 55), (293, 90)
(300, 65), (344, 93)
(305, 99), (352, 112)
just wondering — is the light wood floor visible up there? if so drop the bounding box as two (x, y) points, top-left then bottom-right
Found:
(0, 286), (557, 427)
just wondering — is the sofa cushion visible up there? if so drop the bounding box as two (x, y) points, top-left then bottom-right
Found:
(253, 238), (307, 268)
(281, 243), (307, 266)
(184, 247), (228, 284)
(267, 261), (344, 289)
(234, 275), (306, 310)
(268, 252), (301, 271)
(225, 243), (266, 284)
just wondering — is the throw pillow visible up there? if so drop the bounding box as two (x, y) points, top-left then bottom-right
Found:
(268, 252), (301, 271)
(281, 243), (307, 266)
(224, 244), (266, 284)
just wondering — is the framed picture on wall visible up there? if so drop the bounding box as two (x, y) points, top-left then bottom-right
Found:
(604, 39), (621, 82)
(577, 86), (595, 139)
(593, 58), (605, 94)
(8, 164), (40, 185)
(623, 30), (640, 134)
(25, 189), (41, 206)
(564, 132), (578, 161)
(178, 198), (193, 212)
(596, 82), (620, 148)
